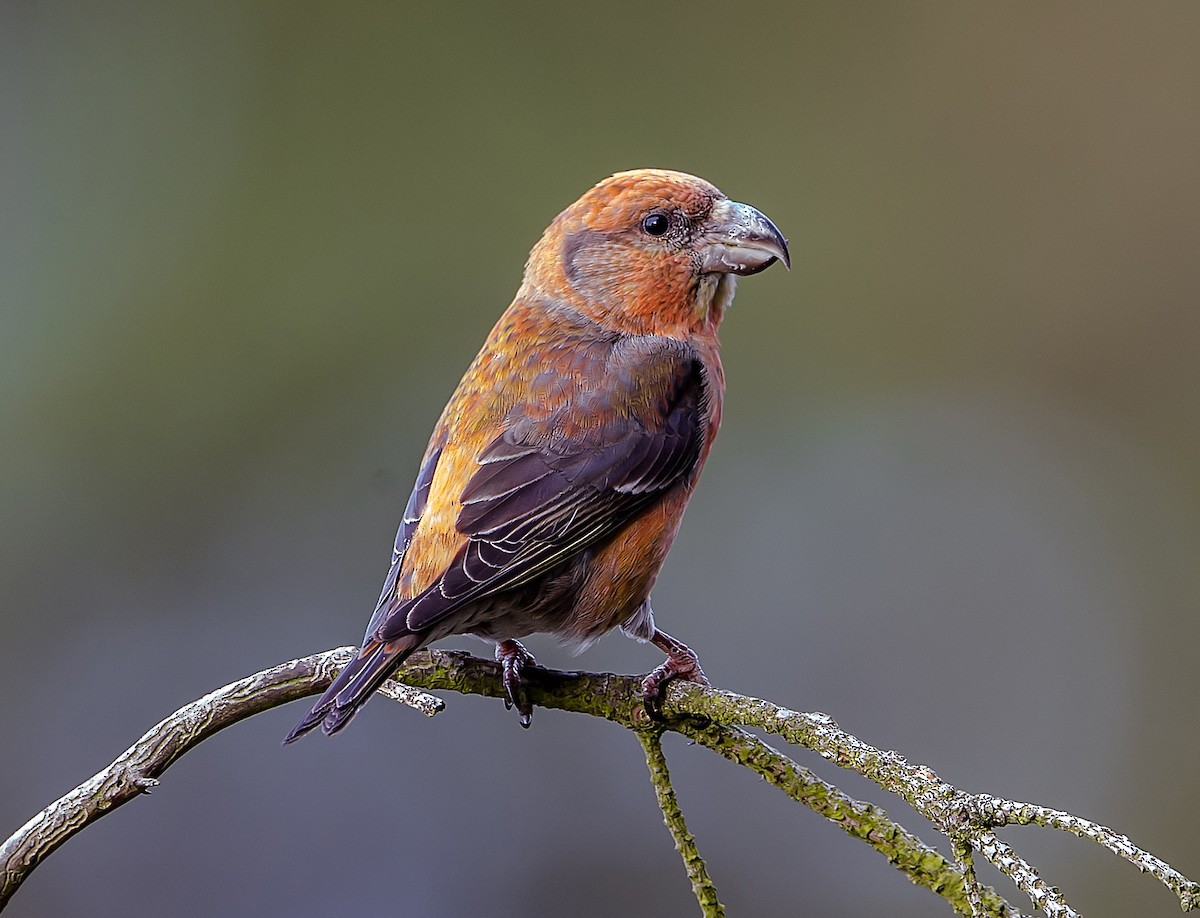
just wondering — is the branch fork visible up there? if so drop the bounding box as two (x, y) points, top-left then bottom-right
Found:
(2, 649), (1195, 918)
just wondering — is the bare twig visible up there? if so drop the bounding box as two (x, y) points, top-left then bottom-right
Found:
(3, 648), (1196, 918)
(658, 681), (1200, 916)
(974, 832), (1079, 918)
(670, 717), (1019, 917)
(637, 730), (725, 916)
(960, 796), (1200, 911)
(0, 649), (442, 909)
(951, 838), (987, 918)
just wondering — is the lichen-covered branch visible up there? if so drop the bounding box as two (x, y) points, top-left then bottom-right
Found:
(3, 647), (1196, 918)
(0, 649), (442, 910)
(974, 831), (1079, 918)
(658, 682), (1200, 916)
(950, 838), (987, 918)
(671, 717), (1019, 918)
(637, 730), (724, 916)
(960, 796), (1200, 910)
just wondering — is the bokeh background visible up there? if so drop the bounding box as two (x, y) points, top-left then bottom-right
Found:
(3, 3), (1198, 916)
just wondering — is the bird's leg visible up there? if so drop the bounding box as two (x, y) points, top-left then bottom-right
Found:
(642, 629), (709, 717)
(495, 639), (536, 728)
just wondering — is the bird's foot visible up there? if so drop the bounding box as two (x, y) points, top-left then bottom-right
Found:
(642, 629), (709, 718)
(495, 639), (536, 728)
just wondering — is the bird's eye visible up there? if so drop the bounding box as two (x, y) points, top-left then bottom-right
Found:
(642, 213), (669, 237)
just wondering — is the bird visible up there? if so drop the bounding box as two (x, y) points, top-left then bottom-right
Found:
(285, 168), (788, 742)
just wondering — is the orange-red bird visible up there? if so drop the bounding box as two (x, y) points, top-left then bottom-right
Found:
(285, 169), (788, 741)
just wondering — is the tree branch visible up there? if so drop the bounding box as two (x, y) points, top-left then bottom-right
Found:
(637, 729), (725, 916)
(669, 717), (1019, 917)
(3, 648), (1196, 917)
(0, 649), (441, 910)
(655, 682), (1200, 914)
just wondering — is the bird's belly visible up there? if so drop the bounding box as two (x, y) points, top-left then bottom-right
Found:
(464, 488), (690, 648)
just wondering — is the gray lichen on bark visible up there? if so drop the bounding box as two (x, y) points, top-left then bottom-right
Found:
(3, 648), (1197, 917)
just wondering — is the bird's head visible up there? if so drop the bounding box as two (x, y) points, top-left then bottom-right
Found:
(525, 169), (789, 336)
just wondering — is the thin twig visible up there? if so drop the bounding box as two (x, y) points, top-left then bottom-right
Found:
(658, 681), (1200, 917)
(961, 795), (1200, 910)
(974, 832), (1079, 918)
(0, 649), (998, 914)
(636, 730), (724, 917)
(0, 649), (442, 909)
(4, 648), (1196, 918)
(671, 718), (1019, 918)
(951, 838), (986, 918)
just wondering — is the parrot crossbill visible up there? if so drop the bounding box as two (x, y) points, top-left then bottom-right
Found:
(285, 168), (788, 741)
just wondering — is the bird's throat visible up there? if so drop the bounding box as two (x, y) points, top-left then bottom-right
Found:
(694, 272), (738, 328)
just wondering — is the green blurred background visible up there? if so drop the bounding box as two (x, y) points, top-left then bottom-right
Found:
(3, 3), (1198, 915)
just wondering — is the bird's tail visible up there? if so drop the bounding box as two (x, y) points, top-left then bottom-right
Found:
(283, 633), (423, 743)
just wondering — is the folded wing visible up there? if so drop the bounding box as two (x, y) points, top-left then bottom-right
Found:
(379, 346), (710, 639)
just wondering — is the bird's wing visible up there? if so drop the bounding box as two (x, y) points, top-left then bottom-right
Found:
(378, 345), (710, 639)
(362, 431), (447, 640)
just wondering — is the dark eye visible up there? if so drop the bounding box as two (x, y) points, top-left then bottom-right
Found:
(642, 213), (669, 237)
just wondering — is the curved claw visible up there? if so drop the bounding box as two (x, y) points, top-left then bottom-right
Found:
(496, 639), (536, 727)
(641, 629), (709, 719)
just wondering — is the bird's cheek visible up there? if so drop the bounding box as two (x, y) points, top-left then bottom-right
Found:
(563, 243), (626, 306)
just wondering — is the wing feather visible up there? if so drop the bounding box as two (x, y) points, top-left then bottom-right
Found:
(364, 433), (447, 639)
(385, 349), (709, 638)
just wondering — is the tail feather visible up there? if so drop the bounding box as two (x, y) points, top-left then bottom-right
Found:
(283, 633), (422, 743)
